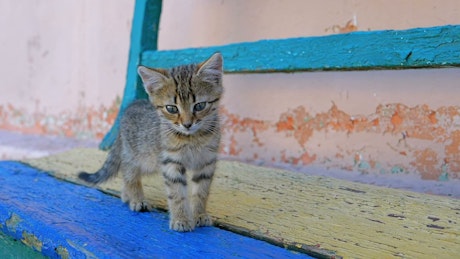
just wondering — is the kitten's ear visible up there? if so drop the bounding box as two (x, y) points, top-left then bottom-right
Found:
(137, 66), (168, 95)
(196, 53), (223, 85)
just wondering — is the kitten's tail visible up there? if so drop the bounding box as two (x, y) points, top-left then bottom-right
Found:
(78, 136), (122, 185)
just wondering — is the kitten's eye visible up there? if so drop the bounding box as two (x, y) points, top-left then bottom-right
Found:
(165, 105), (179, 114)
(193, 102), (207, 112)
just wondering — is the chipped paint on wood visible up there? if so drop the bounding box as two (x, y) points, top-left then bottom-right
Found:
(55, 246), (70, 259)
(0, 161), (315, 258)
(4, 213), (43, 253)
(5, 213), (22, 232)
(21, 231), (43, 252)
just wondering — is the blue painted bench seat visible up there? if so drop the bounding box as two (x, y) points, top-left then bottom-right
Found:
(0, 161), (314, 258)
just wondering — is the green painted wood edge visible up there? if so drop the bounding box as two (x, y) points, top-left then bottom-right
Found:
(100, 0), (161, 150)
(141, 25), (460, 72)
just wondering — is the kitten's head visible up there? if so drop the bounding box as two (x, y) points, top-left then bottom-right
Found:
(138, 53), (223, 136)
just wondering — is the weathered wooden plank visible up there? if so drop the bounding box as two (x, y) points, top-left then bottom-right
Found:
(100, 0), (162, 150)
(0, 161), (313, 259)
(141, 25), (460, 72)
(24, 148), (460, 258)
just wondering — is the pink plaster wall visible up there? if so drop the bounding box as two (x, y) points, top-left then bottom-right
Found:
(219, 69), (460, 180)
(1, 0), (460, 182)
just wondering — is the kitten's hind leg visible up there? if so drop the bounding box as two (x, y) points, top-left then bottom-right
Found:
(121, 166), (151, 212)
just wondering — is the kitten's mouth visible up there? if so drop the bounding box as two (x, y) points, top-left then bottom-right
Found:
(176, 125), (199, 136)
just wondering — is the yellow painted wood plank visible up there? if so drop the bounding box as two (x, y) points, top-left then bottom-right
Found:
(24, 148), (460, 258)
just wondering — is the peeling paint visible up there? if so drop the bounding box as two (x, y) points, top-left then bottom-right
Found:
(22, 230), (43, 252)
(326, 16), (359, 34)
(5, 213), (22, 232)
(5, 213), (44, 253)
(445, 130), (460, 175)
(1, 96), (459, 181)
(220, 106), (270, 156)
(0, 97), (121, 139)
(411, 149), (439, 180)
(221, 102), (460, 180)
(56, 245), (70, 259)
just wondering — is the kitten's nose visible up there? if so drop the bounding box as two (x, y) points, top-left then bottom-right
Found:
(182, 123), (192, 129)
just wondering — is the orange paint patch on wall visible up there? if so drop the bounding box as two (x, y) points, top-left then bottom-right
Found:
(276, 106), (313, 146)
(276, 103), (365, 147)
(279, 150), (317, 165)
(227, 135), (242, 156)
(326, 18), (358, 34)
(411, 149), (440, 180)
(0, 97), (121, 140)
(445, 130), (460, 177)
(3, 97), (459, 181)
(297, 151), (317, 165)
(271, 103), (459, 179)
(220, 107), (270, 133)
(276, 116), (295, 131)
(382, 103), (447, 141)
(324, 103), (355, 132)
(428, 111), (438, 124)
(220, 106), (271, 147)
(390, 111), (403, 129)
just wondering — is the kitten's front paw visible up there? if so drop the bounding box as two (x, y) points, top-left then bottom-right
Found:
(129, 200), (152, 212)
(170, 219), (194, 232)
(195, 214), (213, 227)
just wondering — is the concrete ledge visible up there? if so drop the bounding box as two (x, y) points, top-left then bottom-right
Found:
(0, 161), (313, 258)
(18, 148), (460, 258)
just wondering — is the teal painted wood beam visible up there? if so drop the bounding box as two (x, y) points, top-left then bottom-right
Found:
(100, 0), (162, 150)
(141, 25), (460, 72)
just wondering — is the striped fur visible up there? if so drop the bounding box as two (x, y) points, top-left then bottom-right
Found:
(79, 53), (223, 232)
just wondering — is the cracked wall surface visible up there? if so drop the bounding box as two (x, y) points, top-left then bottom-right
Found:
(220, 102), (460, 180)
(220, 69), (460, 181)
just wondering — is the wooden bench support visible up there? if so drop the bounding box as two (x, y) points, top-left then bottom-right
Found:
(100, 0), (162, 150)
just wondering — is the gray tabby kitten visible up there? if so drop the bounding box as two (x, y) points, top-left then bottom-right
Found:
(78, 53), (223, 232)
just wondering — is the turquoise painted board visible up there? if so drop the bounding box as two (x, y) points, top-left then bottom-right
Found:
(141, 25), (460, 72)
(0, 161), (314, 259)
(100, 0), (162, 150)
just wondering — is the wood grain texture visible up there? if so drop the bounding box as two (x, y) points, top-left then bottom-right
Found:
(0, 161), (311, 259)
(24, 148), (460, 258)
(141, 25), (460, 73)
